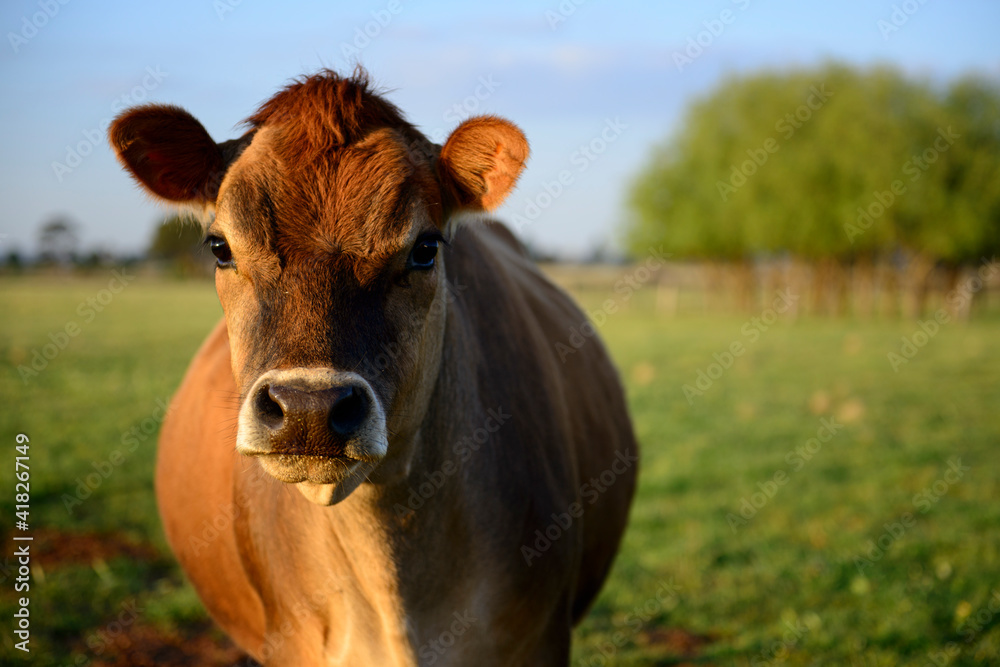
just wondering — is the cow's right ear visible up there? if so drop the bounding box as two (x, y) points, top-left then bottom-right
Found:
(109, 104), (236, 206)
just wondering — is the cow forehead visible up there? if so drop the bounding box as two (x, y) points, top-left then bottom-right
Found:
(217, 125), (439, 284)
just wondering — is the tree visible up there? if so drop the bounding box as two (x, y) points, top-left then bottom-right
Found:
(147, 215), (212, 277)
(38, 217), (79, 265)
(627, 64), (1000, 265)
(627, 64), (1000, 316)
(3, 249), (24, 273)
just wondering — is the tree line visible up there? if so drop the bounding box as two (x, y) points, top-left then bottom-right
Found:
(628, 63), (1000, 316)
(2, 215), (210, 277)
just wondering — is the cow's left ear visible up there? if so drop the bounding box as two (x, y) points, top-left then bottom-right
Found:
(109, 104), (249, 206)
(437, 116), (529, 212)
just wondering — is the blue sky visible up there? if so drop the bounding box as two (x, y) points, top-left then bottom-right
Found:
(1, 0), (998, 258)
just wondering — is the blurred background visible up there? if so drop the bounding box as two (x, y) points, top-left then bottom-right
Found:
(1, 1), (998, 665)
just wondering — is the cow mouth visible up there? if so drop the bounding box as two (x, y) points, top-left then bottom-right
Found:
(239, 438), (385, 486)
(254, 452), (368, 483)
(254, 453), (380, 505)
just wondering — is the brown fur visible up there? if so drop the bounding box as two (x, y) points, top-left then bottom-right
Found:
(110, 104), (227, 204)
(110, 69), (636, 666)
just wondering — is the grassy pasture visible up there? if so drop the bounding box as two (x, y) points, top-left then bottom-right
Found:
(1, 272), (998, 666)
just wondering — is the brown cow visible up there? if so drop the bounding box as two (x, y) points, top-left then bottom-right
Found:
(110, 69), (637, 665)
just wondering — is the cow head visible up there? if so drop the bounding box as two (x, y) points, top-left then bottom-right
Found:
(110, 70), (528, 505)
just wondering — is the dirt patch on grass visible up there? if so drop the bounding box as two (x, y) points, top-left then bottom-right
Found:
(638, 626), (716, 663)
(86, 621), (255, 667)
(28, 528), (161, 569)
(21, 529), (252, 665)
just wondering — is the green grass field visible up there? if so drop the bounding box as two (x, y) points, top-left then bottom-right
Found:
(1, 273), (998, 666)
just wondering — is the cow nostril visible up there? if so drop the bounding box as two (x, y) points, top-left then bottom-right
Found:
(329, 387), (367, 437)
(256, 385), (285, 429)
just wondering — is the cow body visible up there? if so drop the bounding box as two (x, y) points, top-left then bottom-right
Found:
(113, 70), (637, 665)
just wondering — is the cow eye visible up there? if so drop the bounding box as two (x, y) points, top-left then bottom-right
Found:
(408, 234), (441, 271)
(206, 235), (233, 268)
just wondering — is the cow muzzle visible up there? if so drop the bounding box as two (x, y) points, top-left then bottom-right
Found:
(237, 368), (387, 505)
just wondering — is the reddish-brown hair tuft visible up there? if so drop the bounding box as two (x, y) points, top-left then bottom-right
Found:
(245, 67), (426, 171)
